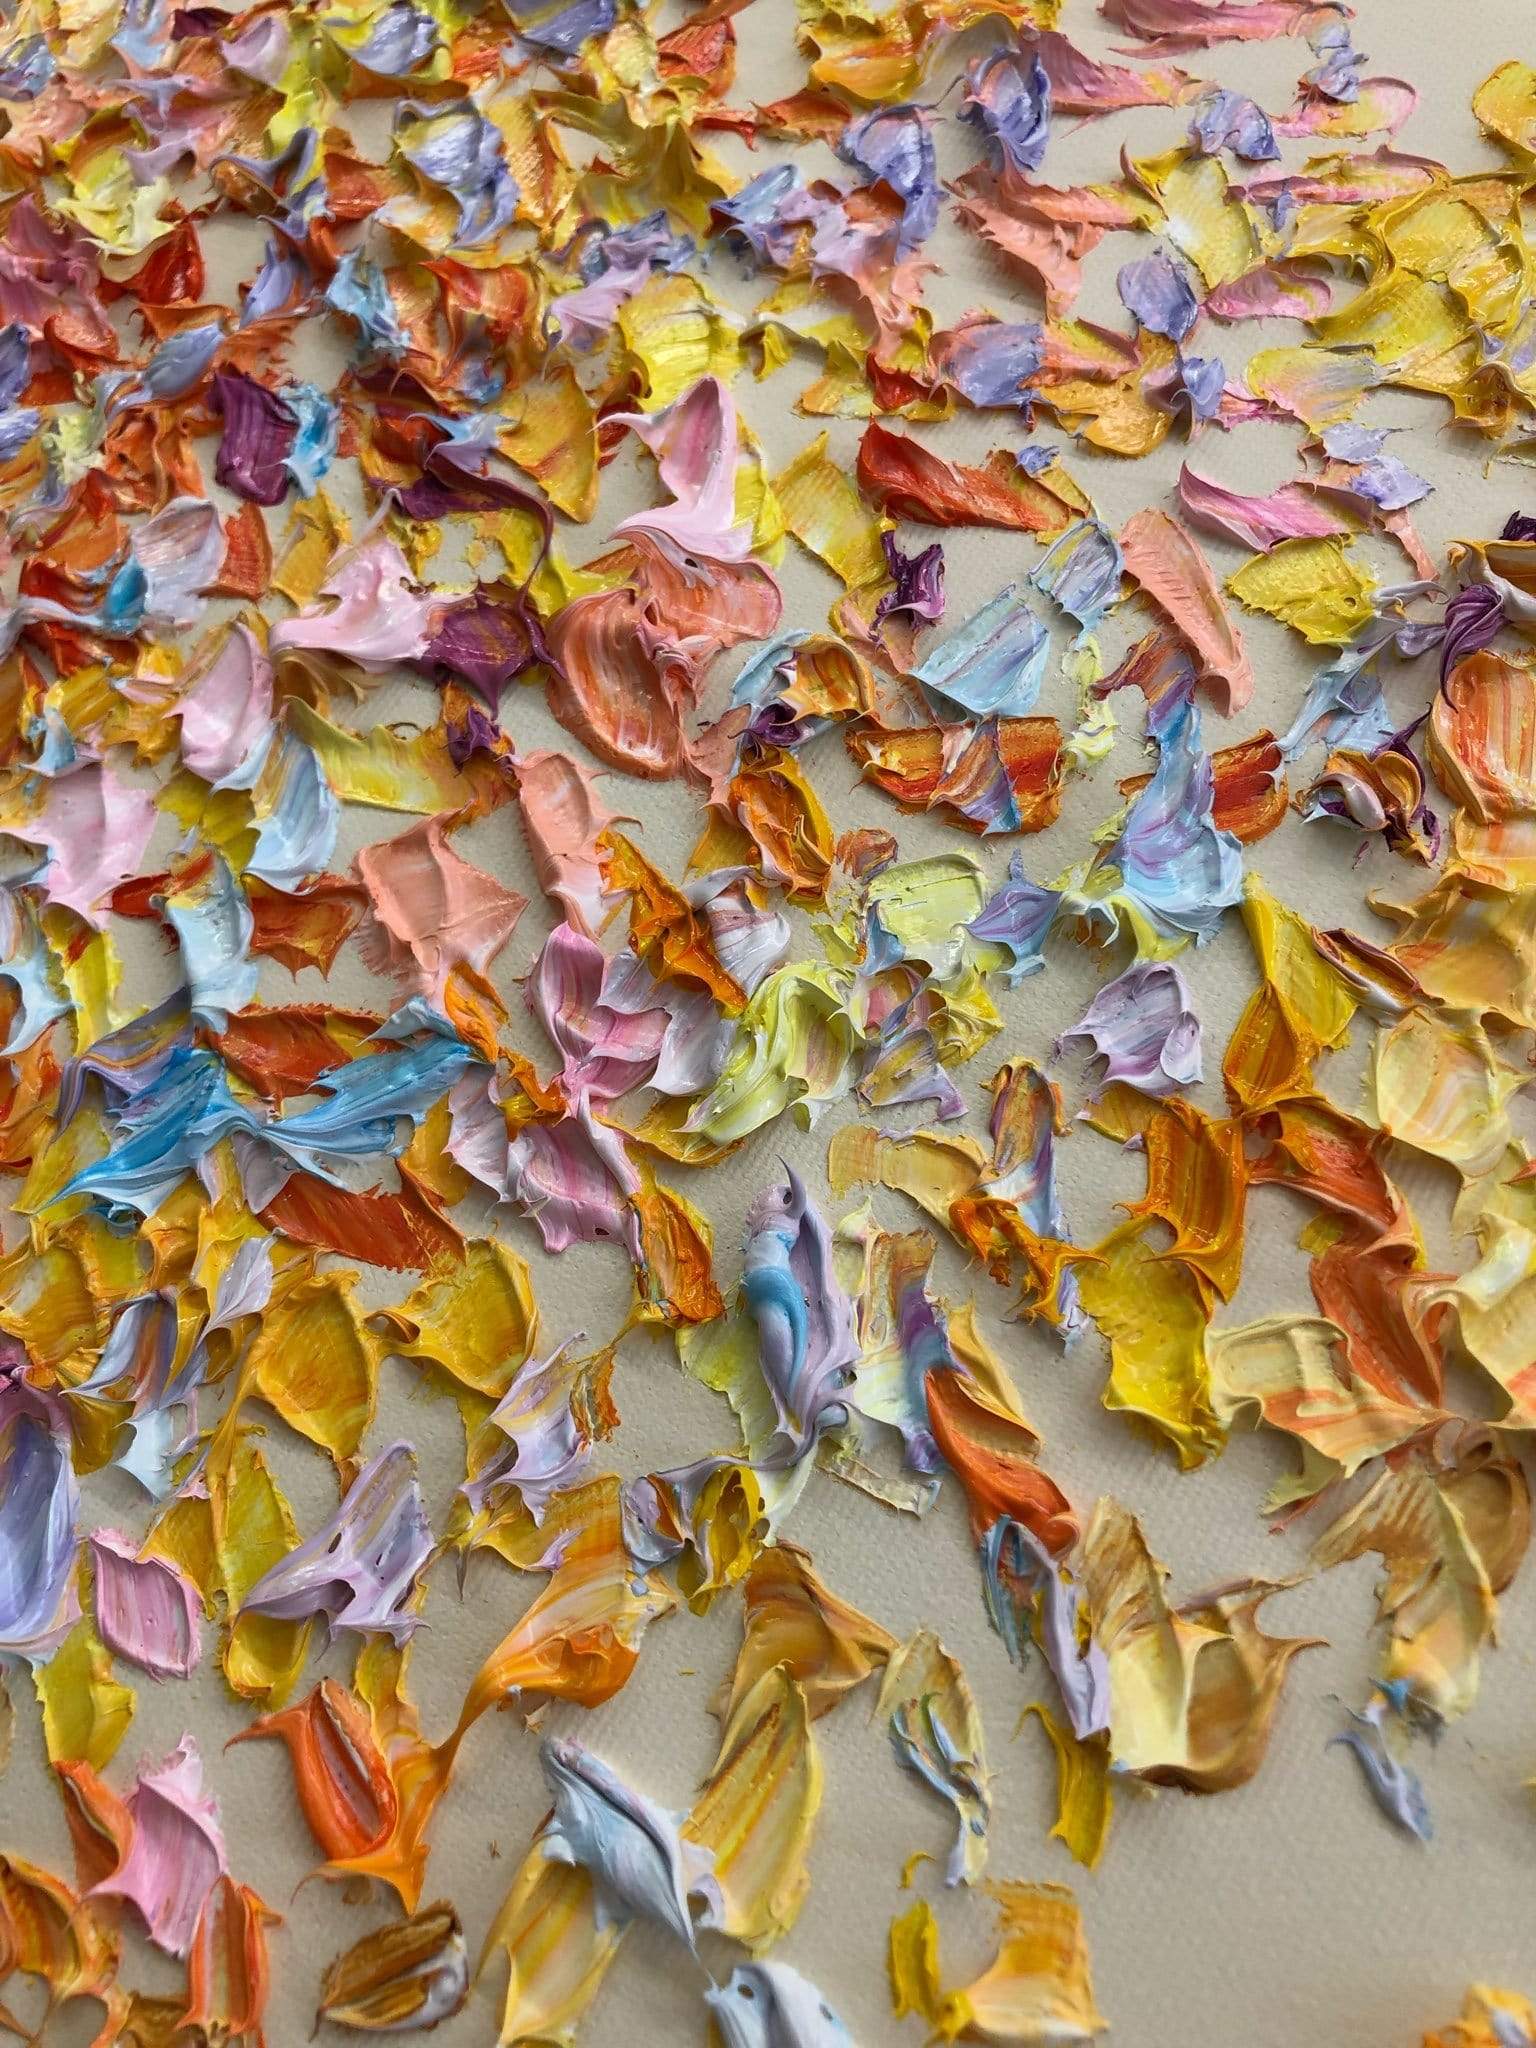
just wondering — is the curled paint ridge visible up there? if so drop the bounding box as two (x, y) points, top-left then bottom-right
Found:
(538, 1735), (715, 1948)
(1058, 961), (1202, 1097)
(239, 1444), (434, 1645)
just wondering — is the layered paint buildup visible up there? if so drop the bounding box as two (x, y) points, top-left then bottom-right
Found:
(0, 0), (1532, 2040)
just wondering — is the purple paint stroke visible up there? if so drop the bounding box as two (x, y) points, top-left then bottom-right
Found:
(210, 370), (297, 506)
(1439, 583), (1502, 686)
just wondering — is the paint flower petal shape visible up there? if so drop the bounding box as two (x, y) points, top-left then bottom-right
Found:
(503, 1112), (642, 1256)
(89, 1734), (228, 1958)
(1031, 26), (1197, 113)
(848, 718), (1065, 837)
(0, 1376), (79, 1662)
(181, 1874), (281, 2044)
(601, 948), (731, 1099)
(931, 316), (1043, 411)
(210, 370), (297, 506)
(0, 762), (158, 928)
(237, 1443), (433, 1645)
(1189, 86), (1280, 159)
(983, 1521), (1111, 1741)
(228, 1678), (404, 1893)
(269, 537), (442, 670)
(983, 1062), (1081, 1335)
(129, 496), (225, 631)
(684, 964), (862, 1146)
(460, 1338), (612, 1527)
(514, 749), (624, 938)
(914, 588), (1051, 720)
(316, 1902), (470, 2033)
(1117, 246), (1200, 340)
(1227, 535), (1377, 645)
(1119, 507), (1256, 714)
(967, 857), (1061, 986)
(612, 375), (753, 565)
(538, 1735), (715, 1949)
(857, 422), (1088, 533)
(707, 1961), (855, 2047)
(1030, 520), (1125, 636)
(685, 1666), (821, 1953)
(397, 104), (518, 245)
(357, 814), (526, 1011)
(1177, 463), (1347, 551)
(742, 1166), (860, 1455)
(1205, 261), (1335, 320)
(718, 1542), (895, 1725)
(525, 921), (666, 1102)
(246, 730), (339, 891)
(839, 102), (941, 253)
(479, 1844), (624, 2048)
(1101, 0), (1338, 54)
(1079, 1496), (1320, 1789)
(421, 589), (546, 707)
(961, 48), (1052, 176)
(1057, 961), (1202, 1097)
(543, 581), (699, 781)
(876, 1629), (991, 1887)
(244, 1266), (385, 1465)
(926, 1367), (1078, 1556)
(1077, 1216), (1225, 1466)
(450, 1488), (675, 1730)
(1311, 1461), (1524, 1723)
(34, 1592), (136, 1772)
(159, 850), (259, 1029)
(375, 1234), (537, 1402)
(942, 1880), (1107, 2045)
(603, 833), (746, 1011)
(1207, 1314), (1439, 1505)
(1371, 1008), (1523, 1180)
(87, 1530), (201, 1680)
(1098, 701), (1245, 951)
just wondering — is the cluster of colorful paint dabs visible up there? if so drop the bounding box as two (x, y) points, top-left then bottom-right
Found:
(0, 0), (1534, 2037)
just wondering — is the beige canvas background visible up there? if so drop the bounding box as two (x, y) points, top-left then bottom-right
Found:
(4, 0), (1536, 2041)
